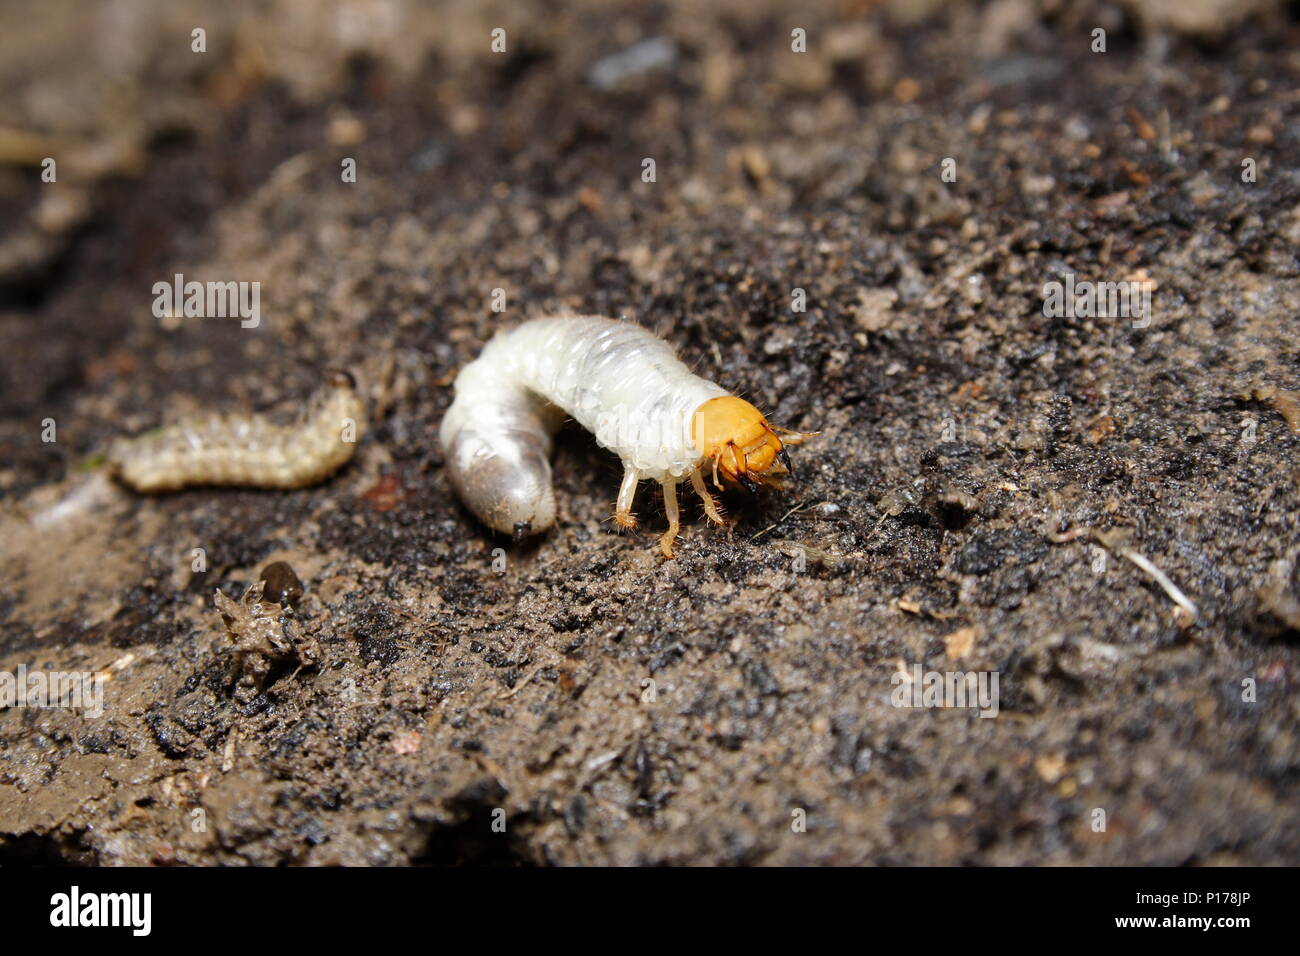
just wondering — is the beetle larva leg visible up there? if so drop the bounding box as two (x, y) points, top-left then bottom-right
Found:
(614, 465), (640, 529)
(659, 479), (681, 559)
(689, 468), (727, 526)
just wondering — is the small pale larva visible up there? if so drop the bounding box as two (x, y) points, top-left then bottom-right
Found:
(440, 316), (816, 558)
(108, 370), (366, 492)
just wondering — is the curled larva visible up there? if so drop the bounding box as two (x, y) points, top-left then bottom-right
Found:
(108, 370), (366, 492)
(440, 316), (815, 558)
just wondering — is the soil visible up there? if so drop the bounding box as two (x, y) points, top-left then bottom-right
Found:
(0, 0), (1297, 865)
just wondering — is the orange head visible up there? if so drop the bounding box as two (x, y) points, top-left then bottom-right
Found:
(691, 396), (815, 492)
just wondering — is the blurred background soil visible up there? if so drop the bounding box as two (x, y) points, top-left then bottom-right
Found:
(0, 0), (1297, 865)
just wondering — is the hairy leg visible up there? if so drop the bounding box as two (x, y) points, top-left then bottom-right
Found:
(614, 465), (640, 528)
(689, 468), (727, 526)
(658, 480), (681, 558)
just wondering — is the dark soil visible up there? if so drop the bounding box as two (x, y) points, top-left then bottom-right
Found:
(0, 0), (1297, 865)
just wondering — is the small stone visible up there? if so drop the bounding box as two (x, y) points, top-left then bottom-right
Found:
(944, 626), (978, 660)
(259, 561), (304, 607)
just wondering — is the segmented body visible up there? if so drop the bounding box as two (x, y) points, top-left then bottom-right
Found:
(441, 316), (810, 557)
(108, 373), (365, 492)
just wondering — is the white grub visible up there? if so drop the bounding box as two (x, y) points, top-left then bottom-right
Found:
(108, 371), (366, 492)
(440, 316), (814, 558)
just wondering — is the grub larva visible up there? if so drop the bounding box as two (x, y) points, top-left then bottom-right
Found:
(108, 370), (366, 492)
(440, 316), (815, 557)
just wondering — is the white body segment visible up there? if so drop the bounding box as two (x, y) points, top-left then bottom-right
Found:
(440, 316), (727, 535)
